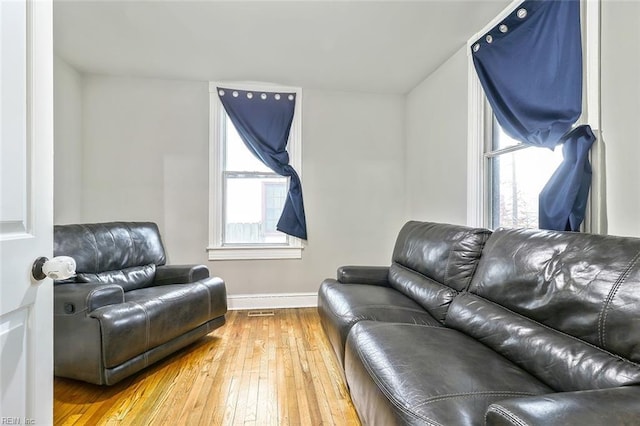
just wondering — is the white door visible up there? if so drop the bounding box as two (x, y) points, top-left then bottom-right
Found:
(0, 0), (54, 423)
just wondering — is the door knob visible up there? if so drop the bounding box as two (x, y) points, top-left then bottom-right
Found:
(32, 256), (76, 281)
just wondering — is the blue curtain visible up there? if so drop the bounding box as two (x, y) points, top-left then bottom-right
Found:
(218, 87), (307, 240)
(539, 125), (595, 231)
(471, 0), (596, 231)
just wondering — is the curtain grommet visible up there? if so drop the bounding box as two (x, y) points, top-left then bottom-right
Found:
(247, 92), (253, 99)
(274, 94), (281, 100)
(499, 24), (508, 33)
(232, 91), (239, 97)
(473, 43), (480, 52)
(288, 94), (294, 101)
(218, 89), (225, 96)
(486, 35), (493, 43)
(261, 93), (267, 100)
(517, 8), (527, 19)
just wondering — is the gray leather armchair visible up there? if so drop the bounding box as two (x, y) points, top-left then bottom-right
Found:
(53, 221), (227, 385)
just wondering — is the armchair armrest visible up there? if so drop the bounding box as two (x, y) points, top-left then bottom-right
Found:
(485, 387), (640, 426)
(154, 264), (210, 285)
(54, 283), (124, 314)
(337, 266), (390, 286)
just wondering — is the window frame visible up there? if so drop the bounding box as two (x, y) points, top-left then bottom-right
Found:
(208, 81), (303, 260)
(467, 0), (604, 232)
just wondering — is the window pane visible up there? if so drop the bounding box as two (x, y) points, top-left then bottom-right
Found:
(490, 146), (563, 229)
(224, 176), (288, 244)
(224, 115), (272, 173)
(263, 183), (287, 235)
(492, 118), (520, 150)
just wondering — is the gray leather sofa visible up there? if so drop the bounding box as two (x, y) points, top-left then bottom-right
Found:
(53, 222), (227, 385)
(318, 221), (640, 425)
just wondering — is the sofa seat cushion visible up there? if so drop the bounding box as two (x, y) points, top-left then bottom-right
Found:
(345, 321), (552, 426)
(90, 277), (226, 368)
(318, 280), (440, 368)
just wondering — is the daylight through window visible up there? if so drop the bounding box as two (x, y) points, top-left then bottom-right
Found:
(222, 114), (289, 245)
(487, 120), (563, 229)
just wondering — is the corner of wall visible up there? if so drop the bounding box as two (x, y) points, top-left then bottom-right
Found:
(402, 45), (471, 225)
(53, 55), (84, 224)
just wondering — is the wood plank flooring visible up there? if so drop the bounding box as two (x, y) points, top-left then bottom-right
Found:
(54, 308), (361, 425)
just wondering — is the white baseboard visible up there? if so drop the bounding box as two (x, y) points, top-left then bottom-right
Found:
(227, 292), (318, 310)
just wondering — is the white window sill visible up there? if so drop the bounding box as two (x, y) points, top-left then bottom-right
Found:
(207, 245), (303, 261)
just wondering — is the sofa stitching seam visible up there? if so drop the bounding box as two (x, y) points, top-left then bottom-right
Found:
(413, 391), (538, 408)
(597, 250), (640, 347)
(122, 222), (135, 269)
(444, 241), (454, 288)
(485, 405), (530, 426)
(84, 285), (123, 312)
(80, 224), (100, 272)
(85, 288), (97, 310)
(105, 227), (119, 270)
(348, 305), (431, 315)
(340, 309), (434, 326)
(198, 282), (212, 318)
(352, 322), (445, 332)
(131, 301), (151, 366)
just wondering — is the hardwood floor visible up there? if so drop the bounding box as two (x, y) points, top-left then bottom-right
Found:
(54, 308), (361, 425)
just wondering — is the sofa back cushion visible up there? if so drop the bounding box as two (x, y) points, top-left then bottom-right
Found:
(54, 222), (167, 276)
(389, 221), (491, 321)
(447, 227), (640, 391)
(76, 264), (156, 292)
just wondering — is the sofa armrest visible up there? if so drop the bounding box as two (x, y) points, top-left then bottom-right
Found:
(337, 266), (390, 286)
(486, 387), (640, 426)
(154, 264), (210, 285)
(54, 283), (125, 314)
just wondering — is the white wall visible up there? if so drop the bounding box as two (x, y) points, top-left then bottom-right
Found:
(74, 75), (406, 295)
(405, 47), (469, 225)
(80, 76), (209, 248)
(601, 0), (640, 237)
(53, 56), (83, 224)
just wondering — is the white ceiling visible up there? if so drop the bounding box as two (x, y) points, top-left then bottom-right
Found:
(53, 0), (510, 94)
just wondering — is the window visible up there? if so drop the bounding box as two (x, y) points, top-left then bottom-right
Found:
(467, 0), (603, 232)
(485, 119), (563, 229)
(208, 82), (303, 260)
